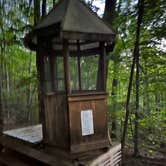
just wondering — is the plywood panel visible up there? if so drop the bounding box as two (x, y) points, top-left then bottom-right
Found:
(68, 93), (109, 153)
(3, 124), (42, 143)
(43, 93), (69, 149)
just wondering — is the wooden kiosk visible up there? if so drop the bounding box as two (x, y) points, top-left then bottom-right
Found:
(0, 0), (121, 165)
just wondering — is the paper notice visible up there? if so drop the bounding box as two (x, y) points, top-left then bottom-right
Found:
(81, 110), (94, 136)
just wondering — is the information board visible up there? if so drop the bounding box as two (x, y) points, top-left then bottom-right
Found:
(81, 110), (94, 136)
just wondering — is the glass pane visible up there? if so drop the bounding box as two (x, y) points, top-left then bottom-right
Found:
(43, 56), (51, 81)
(81, 56), (99, 91)
(53, 56), (64, 91)
(42, 55), (65, 92)
(69, 57), (79, 91)
(43, 56), (52, 93)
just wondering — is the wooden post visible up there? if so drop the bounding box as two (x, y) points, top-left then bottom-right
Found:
(97, 42), (106, 91)
(36, 41), (47, 142)
(102, 42), (107, 91)
(77, 40), (82, 91)
(50, 54), (56, 91)
(63, 40), (71, 94)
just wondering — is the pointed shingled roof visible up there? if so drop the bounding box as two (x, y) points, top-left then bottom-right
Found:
(24, 0), (116, 50)
(34, 0), (115, 37)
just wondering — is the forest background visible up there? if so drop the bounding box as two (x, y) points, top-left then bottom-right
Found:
(0, 0), (165, 162)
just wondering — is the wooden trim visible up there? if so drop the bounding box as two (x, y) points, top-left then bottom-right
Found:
(43, 91), (66, 96)
(70, 139), (109, 153)
(62, 31), (116, 42)
(77, 40), (82, 91)
(90, 143), (121, 166)
(97, 42), (106, 91)
(68, 93), (108, 102)
(62, 39), (71, 149)
(101, 42), (107, 91)
(35, 23), (60, 38)
(0, 135), (68, 166)
(36, 42), (47, 141)
(68, 91), (108, 97)
(63, 39), (71, 94)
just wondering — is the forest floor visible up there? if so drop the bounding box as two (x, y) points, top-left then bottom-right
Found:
(123, 147), (166, 166)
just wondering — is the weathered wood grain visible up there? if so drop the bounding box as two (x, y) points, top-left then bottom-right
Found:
(3, 124), (42, 144)
(0, 135), (66, 166)
(90, 143), (121, 166)
(43, 93), (69, 149)
(68, 93), (109, 153)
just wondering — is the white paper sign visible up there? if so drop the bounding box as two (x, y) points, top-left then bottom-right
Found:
(81, 110), (94, 136)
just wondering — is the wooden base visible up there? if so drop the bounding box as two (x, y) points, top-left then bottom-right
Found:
(0, 134), (121, 166)
(3, 124), (42, 144)
(0, 134), (105, 165)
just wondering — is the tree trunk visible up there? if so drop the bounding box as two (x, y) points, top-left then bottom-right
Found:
(155, 92), (161, 112)
(122, 0), (144, 156)
(53, 0), (56, 7)
(134, 0), (144, 156)
(0, 60), (3, 135)
(103, 0), (116, 24)
(26, 55), (33, 122)
(5, 61), (10, 119)
(42, 0), (46, 18)
(134, 42), (140, 156)
(121, 47), (137, 150)
(103, 0), (117, 138)
(34, 0), (42, 123)
(143, 58), (150, 112)
(111, 62), (118, 138)
(34, 0), (40, 25)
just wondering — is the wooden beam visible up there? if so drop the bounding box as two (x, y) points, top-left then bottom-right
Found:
(36, 42), (47, 142)
(63, 39), (71, 94)
(70, 140), (109, 153)
(68, 93), (107, 102)
(62, 31), (116, 42)
(50, 54), (57, 91)
(97, 42), (106, 91)
(101, 42), (107, 91)
(0, 135), (68, 166)
(77, 40), (82, 91)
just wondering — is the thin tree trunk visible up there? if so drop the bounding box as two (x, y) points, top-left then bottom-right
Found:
(134, 42), (140, 156)
(34, 0), (42, 123)
(1, 42), (9, 121)
(143, 58), (150, 112)
(103, 0), (117, 138)
(42, 0), (46, 18)
(0, 7), (4, 128)
(5, 62), (10, 119)
(103, 0), (116, 76)
(53, 0), (56, 7)
(121, 49), (136, 150)
(5, 63), (10, 94)
(134, 0), (144, 156)
(121, 0), (144, 156)
(34, 0), (40, 25)
(0, 62), (3, 135)
(103, 0), (116, 24)
(111, 63), (118, 138)
(26, 55), (33, 122)
(109, 0), (122, 139)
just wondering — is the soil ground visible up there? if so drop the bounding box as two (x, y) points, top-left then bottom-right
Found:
(123, 148), (166, 166)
